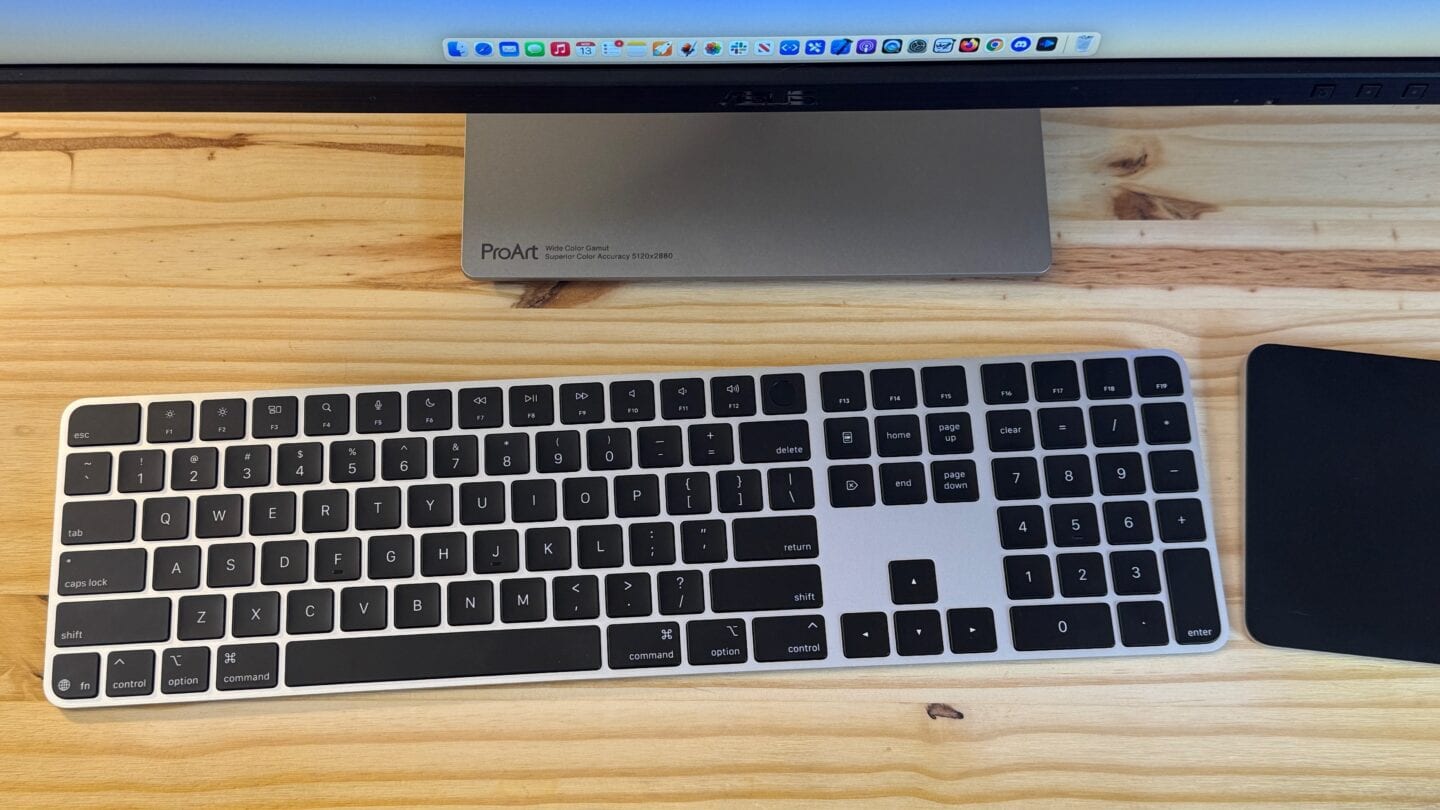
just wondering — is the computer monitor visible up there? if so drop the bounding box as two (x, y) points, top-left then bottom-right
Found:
(3, 3), (1437, 279)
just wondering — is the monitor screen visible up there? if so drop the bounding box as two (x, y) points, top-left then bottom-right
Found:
(3, 1), (1438, 66)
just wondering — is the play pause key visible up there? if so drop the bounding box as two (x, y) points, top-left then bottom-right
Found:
(947, 608), (998, 654)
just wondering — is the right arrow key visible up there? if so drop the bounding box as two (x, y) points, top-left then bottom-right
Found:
(947, 608), (999, 654)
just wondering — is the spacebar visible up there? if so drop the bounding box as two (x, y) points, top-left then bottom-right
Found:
(284, 627), (602, 687)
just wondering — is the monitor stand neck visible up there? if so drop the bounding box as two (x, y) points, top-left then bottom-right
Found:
(461, 109), (1051, 280)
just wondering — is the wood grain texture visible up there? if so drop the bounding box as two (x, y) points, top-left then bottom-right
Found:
(3, 107), (1440, 808)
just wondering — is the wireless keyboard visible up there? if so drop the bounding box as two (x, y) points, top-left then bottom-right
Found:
(45, 349), (1227, 707)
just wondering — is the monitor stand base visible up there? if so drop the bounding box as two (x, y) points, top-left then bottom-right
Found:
(461, 109), (1051, 280)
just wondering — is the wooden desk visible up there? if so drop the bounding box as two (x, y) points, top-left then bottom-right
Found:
(3, 108), (1440, 807)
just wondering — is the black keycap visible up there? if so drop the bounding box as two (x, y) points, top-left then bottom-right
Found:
(459, 386), (504, 428)
(931, 460), (980, 503)
(286, 590), (335, 634)
(605, 572), (652, 618)
(895, 610), (944, 656)
(922, 365), (968, 408)
(152, 545), (201, 591)
(767, 467), (814, 510)
(986, 410), (1034, 453)
(329, 440), (375, 483)
(658, 569), (705, 615)
(638, 425), (684, 468)
(1032, 360), (1081, 402)
(926, 412), (972, 455)
(474, 529), (520, 574)
(159, 646), (210, 694)
(1003, 555), (1054, 600)
(61, 500), (135, 545)
(253, 396), (299, 438)
(1043, 454), (1094, 498)
(407, 389), (452, 431)
(1164, 548), (1224, 644)
(828, 464), (876, 508)
(54, 597), (170, 647)
(992, 457), (1041, 501)
(998, 505), (1047, 549)
(68, 402), (140, 447)
(710, 375), (756, 417)
(106, 649), (155, 697)
(171, 447), (218, 491)
(57, 548), (145, 596)
(760, 373), (807, 415)
(841, 612), (890, 658)
(1157, 498), (1207, 542)
(215, 643), (279, 691)
(224, 445), (271, 488)
(233, 591), (281, 637)
(141, 497), (189, 541)
(421, 531), (467, 576)
(1038, 407), (1087, 450)
(536, 430), (582, 473)
(260, 540), (308, 585)
(608, 622), (682, 669)
(680, 520), (727, 565)
(610, 380), (655, 422)
(553, 575), (600, 620)
(286, 627), (602, 686)
(889, 559), (938, 604)
(116, 454), (162, 504)
(660, 378), (706, 420)
(147, 401), (194, 443)
(1103, 501), (1154, 544)
(485, 433), (530, 475)
(1051, 503), (1101, 547)
(753, 615), (827, 662)
(733, 516), (818, 561)
(1011, 603), (1116, 651)
(687, 619), (749, 665)
(586, 428), (632, 471)
(1090, 405), (1139, 448)
(875, 414), (922, 457)
(628, 522), (676, 566)
(277, 442), (324, 485)
(664, 471), (712, 515)
(711, 564), (823, 612)
(357, 484), (403, 530)
(1119, 601), (1170, 647)
(249, 492), (295, 536)
(559, 382), (605, 424)
(408, 483), (454, 528)
(304, 394), (349, 436)
(717, 469), (764, 513)
(870, 368), (917, 410)
(1112, 550), (1162, 595)
(1135, 355), (1185, 398)
(879, 462), (927, 505)
(614, 474), (661, 518)
(64, 452), (111, 496)
(1057, 552), (1108, 598)
(739, 419), (811, 464)
(51, 652), (100, 699)
(981, 363), (1029, 405)
(948, 608), (999, 654)
(1141, 402), (1191, 445)
(381, 437), (426, 480)
(356, 392), (401, 433)
(1083, 358), (1132, 400)
(301, 490), (348, 534)
(195, 494), (243, 538)
(525, 527), (571, 571)
(1150, 450), (1199, 493)
(447, 581), (495, 625)
(563, 477), (609, 521)
(509, 385), (554, 427)
(395, 583), (442, 628)
(687, 423), (734, 466)
(199, 399), (246, 441)
(1096, 452), (1146, 495)
(177, 594), (225, 640)
(820, 370), (866, 412)
(340, 586), (387, 631)
(459, 482), (506, 525)
(206, 542), (254, 587)
(825, 417), (871, 460)
(315, 537), (362, 582)
(368, 535), (414, 579)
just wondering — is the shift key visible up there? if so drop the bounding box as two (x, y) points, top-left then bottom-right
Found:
(711, 565), (823, 612)
(55, 597), (170, 647)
